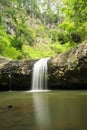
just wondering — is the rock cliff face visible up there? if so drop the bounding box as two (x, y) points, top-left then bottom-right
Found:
(48, 41), (87, 89)
(0, 41), (87, 90)
(0, 57), (37, 91)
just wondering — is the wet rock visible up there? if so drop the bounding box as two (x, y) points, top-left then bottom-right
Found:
(0, 41), (87, 90)
(7, 105), (13, 109)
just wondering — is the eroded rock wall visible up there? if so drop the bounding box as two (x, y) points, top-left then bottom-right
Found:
(0, 57), (37, 90)
(48, 41), (87, 89)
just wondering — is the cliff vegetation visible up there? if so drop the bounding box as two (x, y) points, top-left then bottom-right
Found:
(0, 0), (87, 59)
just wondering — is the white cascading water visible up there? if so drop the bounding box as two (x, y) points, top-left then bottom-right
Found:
(31, 58), (50, 91)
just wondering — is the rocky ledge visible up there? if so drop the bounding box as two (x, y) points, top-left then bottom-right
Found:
(0, 57), (37, 91)
(0, 41), (87, 90)
(48, 41), (87, 89)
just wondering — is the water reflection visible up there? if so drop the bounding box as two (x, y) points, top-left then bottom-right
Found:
(32, 93), (50, 130)
(32, 92), (87, 130)
(0, 91), (87, 130)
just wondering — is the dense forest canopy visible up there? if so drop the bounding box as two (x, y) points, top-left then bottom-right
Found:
(0, 0), (87, 59)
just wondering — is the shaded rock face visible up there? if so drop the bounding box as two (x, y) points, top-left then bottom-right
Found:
(48, 41), (87, 89)
(0, 57), (37, 91)
(0, 41), (87, 91)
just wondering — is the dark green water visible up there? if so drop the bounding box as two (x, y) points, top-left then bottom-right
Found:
(0, 91), (87, 130)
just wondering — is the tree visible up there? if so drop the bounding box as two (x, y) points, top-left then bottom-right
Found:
(61, 0), (87, 42)
(37, 0), (62, 26)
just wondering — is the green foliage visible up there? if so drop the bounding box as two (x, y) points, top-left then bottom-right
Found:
(0, 41), (6, 54)
(15, 23), (36, 46)
(24, 28), (36, 45)
(36, 26), (48, 38)
(3, 46), (22, 60)
(0, 26), (10, 54)
(49, 29), (58, 42)
(11, 37), (23, 50)
(61, 0), (87, 42)
(50, 43), (65, 53)
(22, 44), (55, 59)
(57, 32), (69, 44)
(49, 28), (70, 45)
(0, 0), (86, 60)
(59, 20), (75, 33)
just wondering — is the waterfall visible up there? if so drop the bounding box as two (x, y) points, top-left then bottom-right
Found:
(31, 58), (50, 91)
